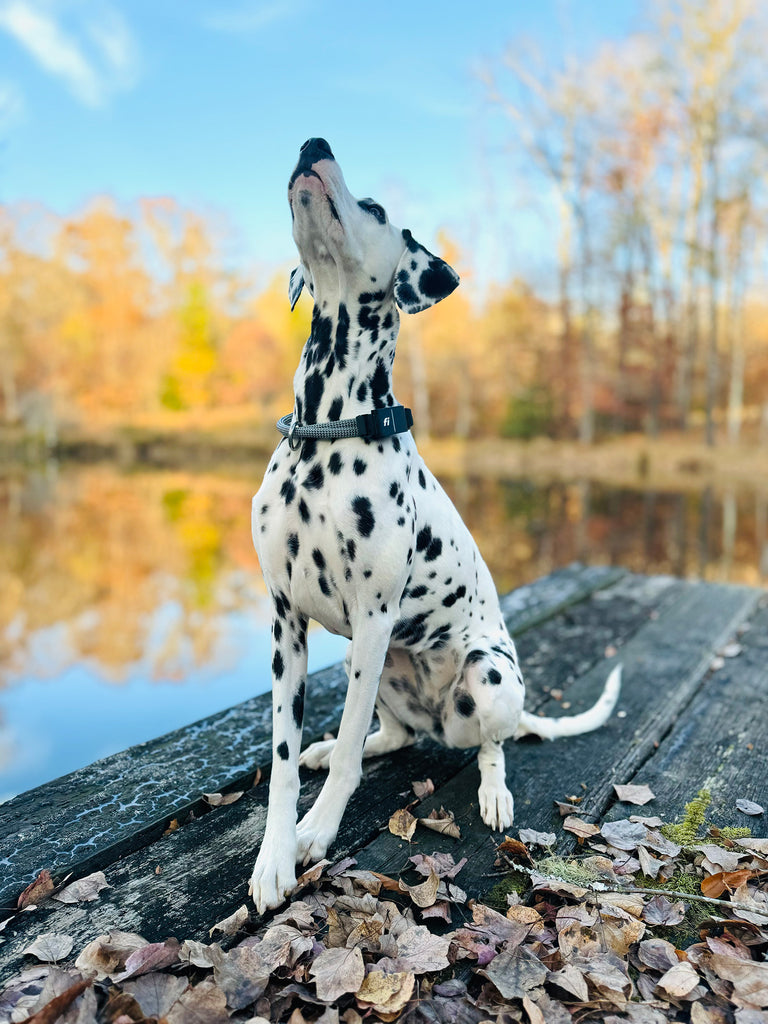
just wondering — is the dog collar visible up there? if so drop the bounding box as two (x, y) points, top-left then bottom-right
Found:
(277, 405), (413, 450)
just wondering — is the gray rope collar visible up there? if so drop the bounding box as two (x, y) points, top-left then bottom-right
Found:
(277, 405), (413, 450)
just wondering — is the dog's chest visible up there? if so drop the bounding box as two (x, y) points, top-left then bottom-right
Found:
(253, 437), (418, 630)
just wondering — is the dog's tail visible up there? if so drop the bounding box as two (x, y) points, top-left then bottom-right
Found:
(514, 664), (622, 741)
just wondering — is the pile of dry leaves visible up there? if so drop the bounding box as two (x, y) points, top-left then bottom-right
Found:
(2, 791), (768, 1024)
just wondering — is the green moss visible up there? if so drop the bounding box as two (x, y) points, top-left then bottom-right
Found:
(717, 826), (752, 841)
(660, 789), (711, 845)
(486, 873), (530, 910)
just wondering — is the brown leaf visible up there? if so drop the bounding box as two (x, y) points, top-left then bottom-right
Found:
(409, 852), (467, 879)
(638, 937), (680, 973)
(701, 869), (754, 899)
(203, 790), (244, 807)
(411, 778), (435, 799)
(23, 978), (92, 1024)
(165, 981), (230, 1023)
(296, 859), (331, 886)
(382, 924), (451, 973)
(496, 837), (532, 862)
(369, 871), (402, 892)
(554, 800), (584, 816)
(123, 972), (189, 1017)
(310, 946), (365, 1002)
(709, 955), (768, 1006)
(563, 816), (599, 840)
(209, 904), (249, 938)
(482, 944), (548, 1000)
(75, 931), (148, 981)
(643, 895), (686, 926)
(112, 937), (181, 981)
(179, 939), (225, 969)
(388, 808), (417, 841)
(356, 970), (415, 1016)
(418, 807), (460, 839)
(399, 870), (440, 908)
(18, 870), (55, 909)
(214, 946), (272, 1010)
(547, 963), (589, 1001)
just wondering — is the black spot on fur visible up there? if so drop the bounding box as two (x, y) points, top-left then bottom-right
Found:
(357, 382), (368, 402)
(292, 681), (305, 728)
(487, 668), (502, 686)
(353, 458), (367, 476)
(464, 649), (485, 666)
(277, 741), (289, 760)
(304, 463), (324, 490)
(298, 498), (311, 523)
(329, 451), (343, 475)
(425, 537), (442, 561)
(312, 548), (325, 569)
(272, 650), (284, 679)
(303, 369), (324, 425)
(346, 538), (356, 561)
(287, 533), (299, 557)
(409, 584), (428, 599)
(391, 612), (430, 645)
(352, 496), (375, 537)
(335, 304), (349, 368)
(455, 690), (476, 718)
(319, 575), (331, 596)
(370, 358), (389, 407)
(280, 479), (296, 505)
(328, 396), (343, 420)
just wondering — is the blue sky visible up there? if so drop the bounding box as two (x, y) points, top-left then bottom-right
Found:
(0, 0), (641, 291)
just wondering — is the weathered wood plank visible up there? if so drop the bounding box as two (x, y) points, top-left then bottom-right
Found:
(0, 563), (622, 909)
(353, 579), (761, 896)
(0, 568), (656, 978)
(604, 596), (768, 831)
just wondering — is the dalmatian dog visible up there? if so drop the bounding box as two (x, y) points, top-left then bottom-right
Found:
(249, 138), (621, 913)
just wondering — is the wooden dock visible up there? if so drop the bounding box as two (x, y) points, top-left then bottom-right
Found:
(1, 564), (766, 996)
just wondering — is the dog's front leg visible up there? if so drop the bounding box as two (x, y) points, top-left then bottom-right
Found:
(249, 605), (308, 914)
(296, 614), (393, 864)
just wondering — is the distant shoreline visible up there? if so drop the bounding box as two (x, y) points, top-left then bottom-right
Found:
(1, 422), (763, 494)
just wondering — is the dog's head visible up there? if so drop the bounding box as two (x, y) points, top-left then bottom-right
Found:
(288, 138), (459, 314)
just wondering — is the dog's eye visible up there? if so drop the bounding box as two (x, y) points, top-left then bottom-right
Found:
(359, 200), (387, 224)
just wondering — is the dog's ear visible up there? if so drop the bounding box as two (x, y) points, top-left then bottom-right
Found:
(289, 265), (305, 310)
(393, 230), (460, 314)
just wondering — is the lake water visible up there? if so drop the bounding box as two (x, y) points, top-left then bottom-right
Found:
(1, 459), (765, 800)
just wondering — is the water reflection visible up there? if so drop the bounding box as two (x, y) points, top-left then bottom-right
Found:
(1, 462), (765, 798)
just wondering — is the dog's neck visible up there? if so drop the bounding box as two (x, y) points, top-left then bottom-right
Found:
(293, 293), (400, 426)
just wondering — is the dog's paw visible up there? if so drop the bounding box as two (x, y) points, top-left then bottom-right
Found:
(299, 738), (336, 771)
(296, 806), (338, 865)
(479, 782), (515, 832)
(249, 848), (298, 915)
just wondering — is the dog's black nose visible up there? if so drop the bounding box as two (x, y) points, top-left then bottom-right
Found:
(300, 138), (334, 161)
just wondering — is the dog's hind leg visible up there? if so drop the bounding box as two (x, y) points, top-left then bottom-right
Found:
(249, 601), (309, 913)
(300, 700), (416, 770)
(296, 613), (394, 864)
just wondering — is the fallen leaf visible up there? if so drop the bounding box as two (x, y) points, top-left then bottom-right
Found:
(399, 870), (440, 908)
(310, 946), (365, 1002)
(600, 819), (648, 850)
(736, 798), (764, 816)
(356, 970), (415, 1017)
(203, 790), (244, 807)
(496, 837), (532, 862)
(638, 937), (680, 973)
(482, 943), (547, 1000)
(179, 939), (225, 969)
(518, 828), (556, 848)
(554, 800), (584, 816)
(123, 972), (189, 1017)
(643, 895), (686, 926)
(296, 859), (331, 886)
(387, 924), (451, 972)
(418, 807), (461, 839)
(613, 783), (655, 805)
(408, 852), (467, 879)
(411, 779), (435, 799)
(563, 816), (600, 840)
(656, 960), (700, 998)
(52, 871), (109, 905)
(709, 955), (768, 1007)
(18, 870), (55, 910)
(702, 869), (754, 899)
(75, 931), (148, 981)
(547, 963), (589, 1001)
(22, 933), (74, 964)
(166, 980), (230, 1024)
(112, 938), (181, 981)
(209, 905), (249, 938)
(22, 977), (92, 1024)
(214, 946), (272, 1010)
(389, 808), (417, 841)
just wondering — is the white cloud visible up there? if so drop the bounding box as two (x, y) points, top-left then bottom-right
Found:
(0, 0), (140, 107)
(0, 78), (24, 127)
(204, 0), (306, 34)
